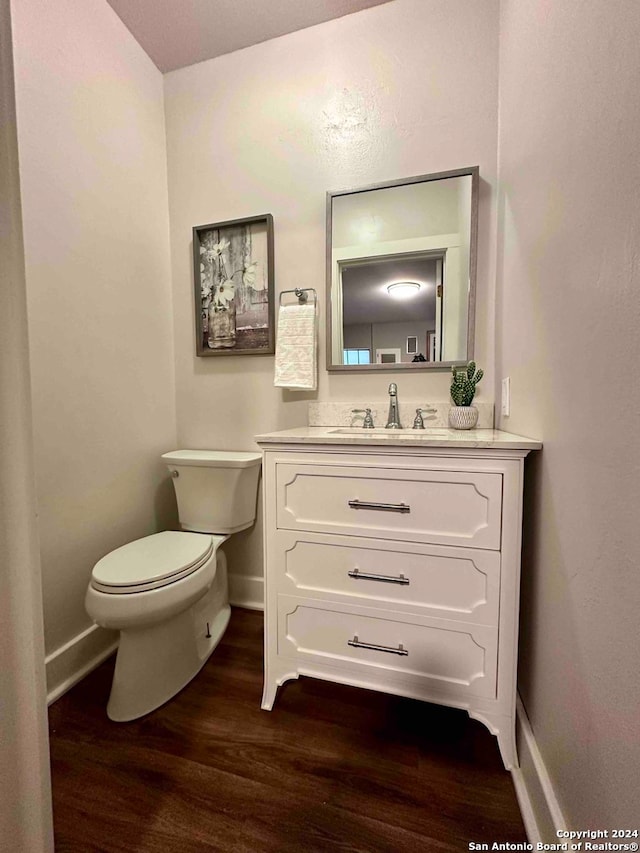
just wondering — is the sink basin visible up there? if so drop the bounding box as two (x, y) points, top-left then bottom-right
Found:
(330, 427), (450, 436)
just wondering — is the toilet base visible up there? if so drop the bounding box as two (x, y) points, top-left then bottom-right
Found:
(106, 554), (230, 722)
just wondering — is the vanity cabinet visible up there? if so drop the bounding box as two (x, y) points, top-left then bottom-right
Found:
(257, 435), (539, 770)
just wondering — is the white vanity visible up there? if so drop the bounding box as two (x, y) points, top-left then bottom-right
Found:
(255, 427), (541, 769)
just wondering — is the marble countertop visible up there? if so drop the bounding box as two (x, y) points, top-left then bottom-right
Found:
(255, 426), (542, 450)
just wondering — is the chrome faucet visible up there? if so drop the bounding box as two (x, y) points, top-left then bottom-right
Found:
(385, 383), (402, 429)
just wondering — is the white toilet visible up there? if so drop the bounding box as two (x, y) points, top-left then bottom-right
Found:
(85, 449), (262, 722)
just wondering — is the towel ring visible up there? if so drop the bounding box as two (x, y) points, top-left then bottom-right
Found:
(279, 287), (317, 307)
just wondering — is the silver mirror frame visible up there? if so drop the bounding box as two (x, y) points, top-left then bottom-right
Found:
(325, 166), (479, 372)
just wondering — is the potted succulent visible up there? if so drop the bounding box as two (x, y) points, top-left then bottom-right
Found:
(449, 361), (484, 429)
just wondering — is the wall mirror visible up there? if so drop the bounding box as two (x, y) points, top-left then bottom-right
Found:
(326, 167), (478, 371)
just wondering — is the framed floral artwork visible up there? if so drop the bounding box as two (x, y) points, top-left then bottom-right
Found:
(193, 214), (275, 356)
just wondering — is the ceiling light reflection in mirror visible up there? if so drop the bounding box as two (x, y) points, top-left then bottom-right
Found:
(386, 281), (421, 299)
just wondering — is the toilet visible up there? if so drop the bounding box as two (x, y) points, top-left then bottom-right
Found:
(85, 449), (261, 722)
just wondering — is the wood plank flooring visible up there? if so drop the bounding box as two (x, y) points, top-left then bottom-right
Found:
(48, 608), (526, 852)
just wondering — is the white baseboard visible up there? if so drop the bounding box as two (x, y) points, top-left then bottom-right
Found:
(45, 624), (118, 705)
(228, 573), (264, 611)
(512, 695), (567, 843)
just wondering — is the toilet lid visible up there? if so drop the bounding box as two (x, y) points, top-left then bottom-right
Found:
(161, 450), (262, 468)
(91, 531), (214, 593)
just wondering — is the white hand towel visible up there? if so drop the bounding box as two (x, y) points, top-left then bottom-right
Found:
(274, 302), (317, 390)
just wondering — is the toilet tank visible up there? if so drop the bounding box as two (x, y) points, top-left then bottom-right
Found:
(161, 450), (262, 534)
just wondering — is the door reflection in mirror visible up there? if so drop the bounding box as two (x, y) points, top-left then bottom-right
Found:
(340, 252), (443, 364)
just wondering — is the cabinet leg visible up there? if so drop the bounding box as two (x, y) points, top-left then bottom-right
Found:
(497, 725), (519, 771)
(261, 679), (279, 711)
(261, 667), (300, 711)
(468, 709), (518, 770)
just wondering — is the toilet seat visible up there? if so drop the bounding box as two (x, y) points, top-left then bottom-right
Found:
(91, 531), (216, 595)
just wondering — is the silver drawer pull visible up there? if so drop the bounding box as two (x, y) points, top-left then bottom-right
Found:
(348, 635), (408, 656)
(348, 568), (410, 586)
(348, 499), (410, 514)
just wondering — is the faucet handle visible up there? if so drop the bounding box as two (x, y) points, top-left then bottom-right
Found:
(412, 408), (425, 430)
(352, 408), (375, 428)
(388, 383), (398, 395)
(413, 406), (438, 429)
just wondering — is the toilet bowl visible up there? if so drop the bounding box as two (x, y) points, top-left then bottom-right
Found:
(85, 450), (261, 721)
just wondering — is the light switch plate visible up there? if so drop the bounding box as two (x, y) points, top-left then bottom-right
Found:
(501, 377), (510, 417)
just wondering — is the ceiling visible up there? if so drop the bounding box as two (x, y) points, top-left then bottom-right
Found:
(105, 0), (395, 73)
(342, 256), (438, 326)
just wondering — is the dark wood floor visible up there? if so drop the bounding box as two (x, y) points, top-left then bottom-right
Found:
(49, 609), (526, 852)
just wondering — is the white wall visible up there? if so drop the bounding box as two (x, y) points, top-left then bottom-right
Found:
(0, 0), (53, 846)
(496, 0), (640, 827)
(332, 178), (462, 247)
(372, 321), (433, 363)
(164, 0), (500, 580)
(343, 323), (373, 351)
(11, 0), (177, 675)
(344, 322), (434, 361)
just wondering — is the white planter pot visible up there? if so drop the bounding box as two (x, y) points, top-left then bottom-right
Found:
(448, 405), (478, 430)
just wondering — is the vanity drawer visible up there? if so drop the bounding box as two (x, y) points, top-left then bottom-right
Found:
(278, 596), (497, 699)
(275, 462), (502, 550)
(276, 531), (500, 626)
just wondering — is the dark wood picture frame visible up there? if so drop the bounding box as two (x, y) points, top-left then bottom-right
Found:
(193, 213), (275, 357)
